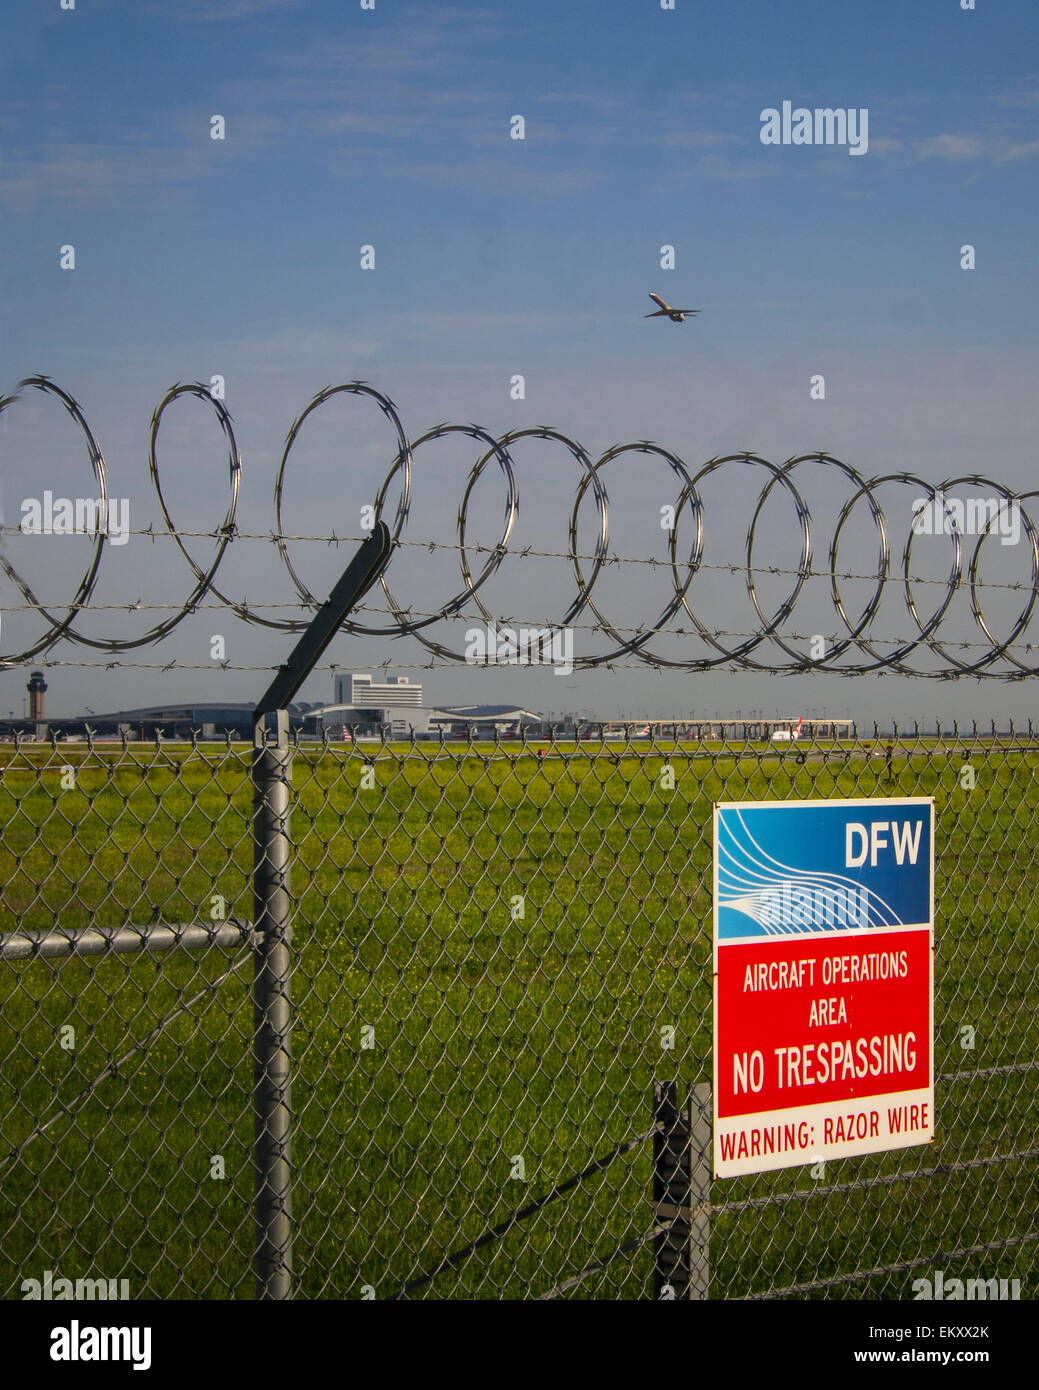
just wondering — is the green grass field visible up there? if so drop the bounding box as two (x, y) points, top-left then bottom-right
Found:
(1, 737), (1037, 1299)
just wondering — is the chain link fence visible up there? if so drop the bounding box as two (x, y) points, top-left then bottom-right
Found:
(1, 726), (1037, 1299)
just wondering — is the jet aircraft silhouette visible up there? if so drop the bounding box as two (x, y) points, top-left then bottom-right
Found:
(644, 292), (700, 323)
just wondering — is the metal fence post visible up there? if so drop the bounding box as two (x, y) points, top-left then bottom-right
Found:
(253, 707), (293, 1300)
(653, 1080), (688, 1298)
(689, 1082), (711, 1299)
(653, 1080), (711, 1299)
(249, 522), (391, 1301)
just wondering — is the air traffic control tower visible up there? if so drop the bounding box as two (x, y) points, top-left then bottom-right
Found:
(27, 670), (48, 738)
(27, 670), (47, 722)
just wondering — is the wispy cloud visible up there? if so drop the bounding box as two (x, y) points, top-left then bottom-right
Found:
(380, 309), (618, 339)
(530, 92), (628, 111)
(648, 149), (782, 186)
(376, 157), (605, 197)
(997, 137), (1039, 163)
(864, 136), (904, 155)
(915, 133), (984, 159)
(649, 130), (735, 149)
(991, 80), (1039, 109)
(0, 141), (219, 212)
(870, 127), (1039, 165)
(173, 0), (307, 21)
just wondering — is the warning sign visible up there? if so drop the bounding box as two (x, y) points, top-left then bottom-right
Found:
(713, 797), (934, 1178)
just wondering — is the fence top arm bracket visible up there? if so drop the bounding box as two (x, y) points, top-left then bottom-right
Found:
(253, 521), (392, 734)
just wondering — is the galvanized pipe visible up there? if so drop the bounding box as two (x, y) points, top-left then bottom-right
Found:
(0, 921), (252, 963)
(252, 709), (293, 1300)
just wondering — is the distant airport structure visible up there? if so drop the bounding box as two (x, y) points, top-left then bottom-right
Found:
(27, 670), (47, 722)
(0, 670), (852, 743)
(0, 672), (542, 741)
(312, 676), (538, 738)
(576, 716), (853, 741)
(0, 701), (313, 741)
(319, 673), (429, 737)
(333, 673), (423, 708)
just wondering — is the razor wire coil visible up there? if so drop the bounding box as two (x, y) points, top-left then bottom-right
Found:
(3, 374), (1038, 677)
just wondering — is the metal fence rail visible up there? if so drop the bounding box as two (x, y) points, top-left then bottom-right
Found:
(1, 727), (1037, 1298)
(0, 921), (253, 962)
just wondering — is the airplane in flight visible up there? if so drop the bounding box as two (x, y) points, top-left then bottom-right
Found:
(644, 292), (700, 323)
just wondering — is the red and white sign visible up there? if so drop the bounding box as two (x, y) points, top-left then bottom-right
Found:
(713, 798), (934, 1178)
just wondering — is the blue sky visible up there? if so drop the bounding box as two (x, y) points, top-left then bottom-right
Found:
(3, 0), (1039, 724)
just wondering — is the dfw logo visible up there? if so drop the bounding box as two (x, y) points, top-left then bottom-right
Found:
(713, 797), (934, 1178)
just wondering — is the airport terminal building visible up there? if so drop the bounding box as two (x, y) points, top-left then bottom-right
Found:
(318, 674), (430, 737)
(333, 673), (423, 708)
(311, 677), (539, 739)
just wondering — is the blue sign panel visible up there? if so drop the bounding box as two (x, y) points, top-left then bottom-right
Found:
(716, 797), (933, 942)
